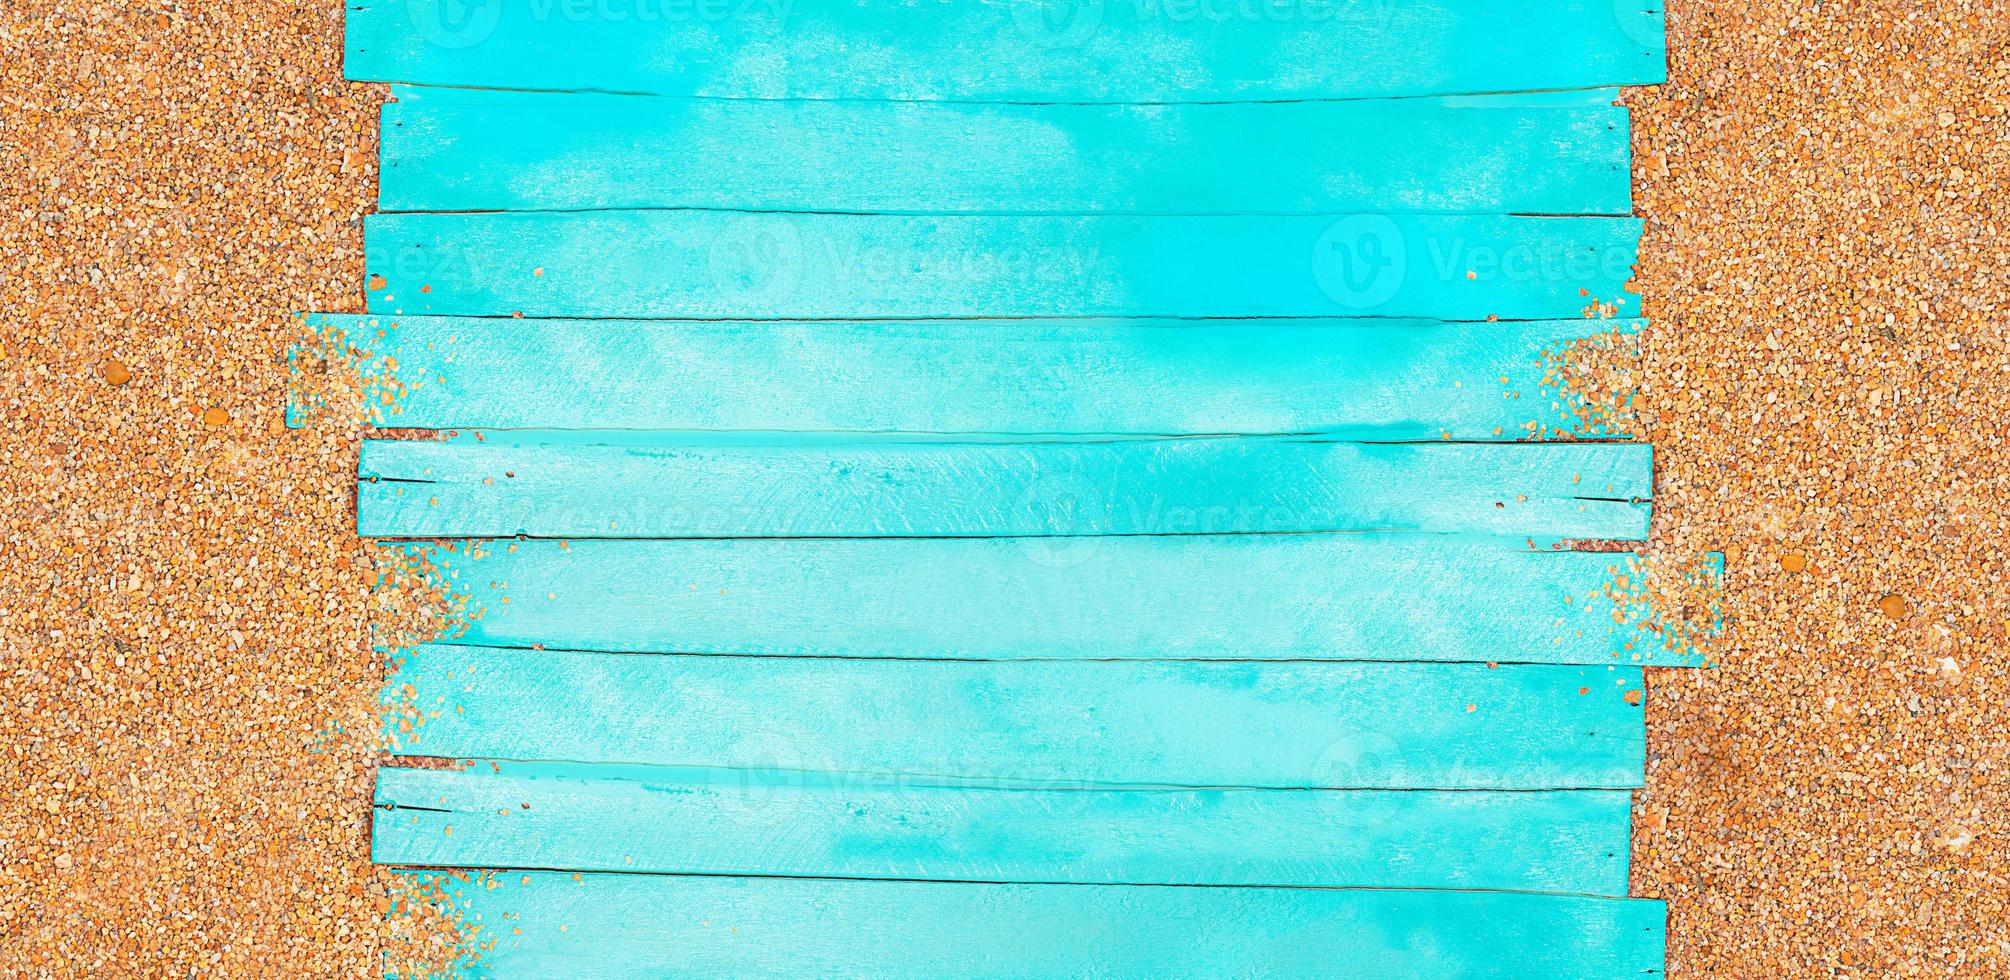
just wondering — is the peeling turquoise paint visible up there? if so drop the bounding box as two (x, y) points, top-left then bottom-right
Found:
(345, 0), (1666, 102)
(385, 534), (1714, 665)
(288, 314), (1642, 439)
(339, 2), (1701, 974)
(374, 762), (1635, 893)
(355, 436), (1653, 539)
(378, 92), (1632, 215)
(382, 646), (1649, 789)
(388, 871), (1669, 979)
(361, 211), (1644, 320)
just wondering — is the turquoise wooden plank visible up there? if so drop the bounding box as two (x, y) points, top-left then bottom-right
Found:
(374, 762), (1632, 894)
(392, 84), (1634, 110)
(358, 436), (1651, 540)
(345, 0), (1666, 102)
(1439, 88), (1626, 109)
(387, 871), (1668, 978)
(392, 534), (1711, 664)
(377, 92), (1631, 215)
(362, 212), (1642, 320)
(385, 646), (1647, 789)
(289, 314), (1643, 439)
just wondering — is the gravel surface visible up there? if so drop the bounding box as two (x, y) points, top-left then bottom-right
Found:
(1627, 2), (2007, 975)
(1, 3), (398, 973)
(0, 0), (2003, 975)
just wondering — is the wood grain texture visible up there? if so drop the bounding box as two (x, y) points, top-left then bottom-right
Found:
(362, 211), (1643, 320)
(357, 436), (1651, 540)
(384, 646), (1648, 789)
(344, 0), (1665, 102)
(378, 90), (1631, 215)
(289, 313), (1642, 439)
(374, 763), (1631, 893)
(395, 535), (1708, 664)
(387, 870), (1669, 978)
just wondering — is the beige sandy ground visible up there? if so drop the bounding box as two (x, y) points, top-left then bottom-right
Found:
(0, 1), (2004, 975)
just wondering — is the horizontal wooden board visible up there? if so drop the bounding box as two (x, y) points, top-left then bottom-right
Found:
(375, 763), (1631, 894)
(394, 83), (1635, 112)
(378, 91), (1630, 215)
(363, 211), (1643, 320)
(385, 646), (1647, 789)
(290, 314), (1642, 439)
(392, 534), (1710, 664)
(345, 0), (1665, 102)
(358, 436), (1650, 540)
(387, 871), (1668, 978)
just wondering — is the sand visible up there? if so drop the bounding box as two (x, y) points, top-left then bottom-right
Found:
(0, 0), (2003, 974)
(1627, 2), (2008, 974)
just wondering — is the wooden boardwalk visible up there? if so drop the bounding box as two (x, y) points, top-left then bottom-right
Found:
(301, 2), (1718, 975)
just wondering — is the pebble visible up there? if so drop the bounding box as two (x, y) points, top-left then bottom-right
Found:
(0, 3), (435, 974)
(1626, 2), (2007, 975)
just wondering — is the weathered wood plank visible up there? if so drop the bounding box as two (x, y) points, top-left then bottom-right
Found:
(375, 763), (1631, 893)
(395, 79), (1633, 110)
(358, 436), (1651, 540)
(392, 535), (1710, 664)
(384, 646), (1647, 789)
(387, 870), (1669, 978)
(345, 0), (1665, 102)
(362, 211), (1642, 320)
(290, 314), (1642, 439)
(378, 91), (1630, 215)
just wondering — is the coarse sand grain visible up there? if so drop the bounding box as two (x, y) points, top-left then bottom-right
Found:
(1626, 2), (2007, 976)
(0, 0), (2004, 976)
